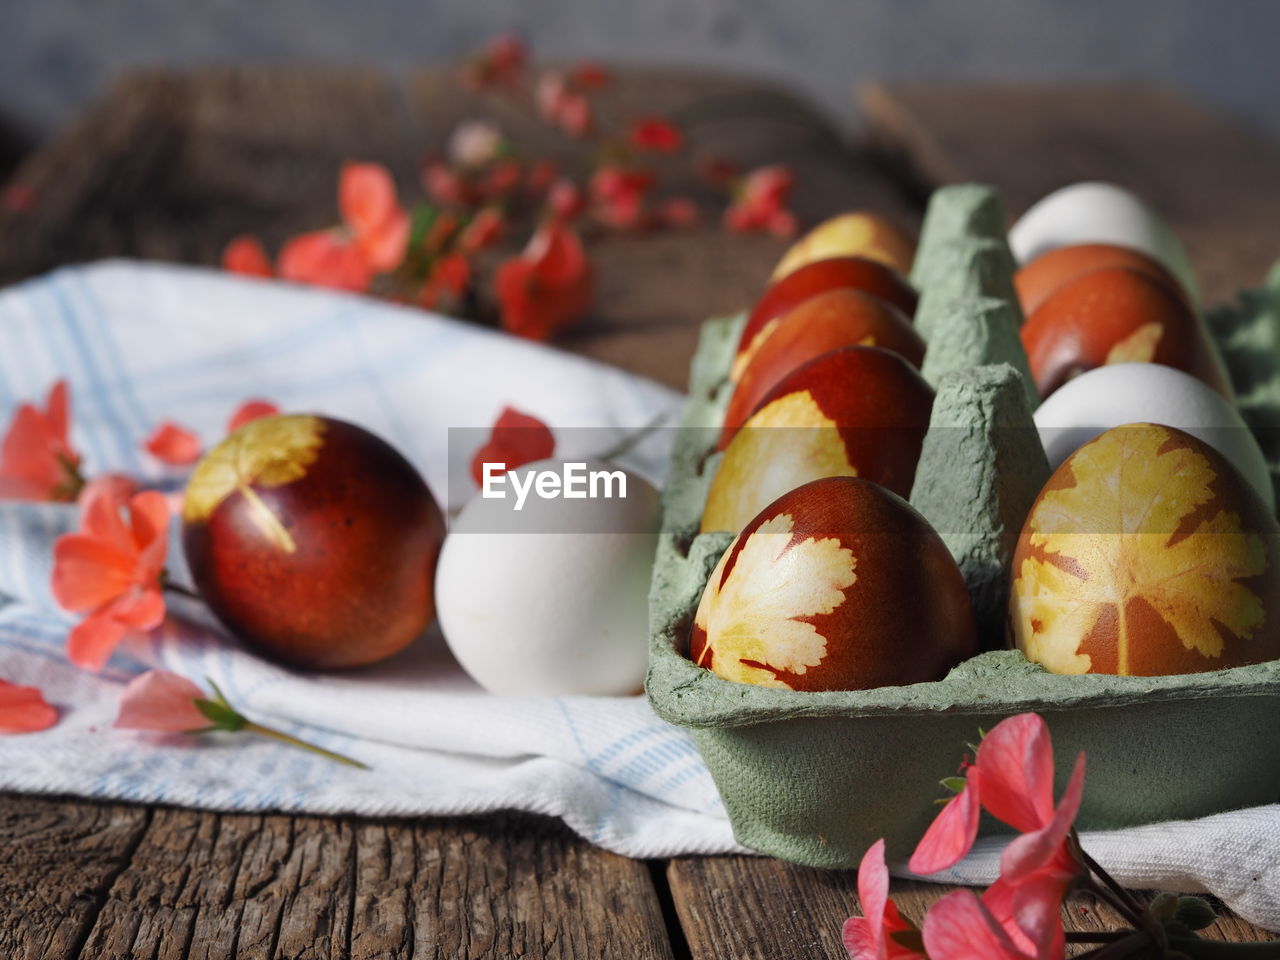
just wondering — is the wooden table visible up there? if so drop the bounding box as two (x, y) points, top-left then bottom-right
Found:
(1, 67), (1278, 958)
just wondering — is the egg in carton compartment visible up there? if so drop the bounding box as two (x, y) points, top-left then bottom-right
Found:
(646, 184), (1280, 868)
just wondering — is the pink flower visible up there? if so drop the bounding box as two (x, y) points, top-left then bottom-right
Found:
(495, 219), (593, 340)
(549, 179), (586, 220)
(470, 406), (556, 486)
(0, 380), (82, 502)
(143, 421), (202, 465)
(278, 230), (373, 292)
(227, 399), (280, 434)
(842, 839), (922, 960)
(908, 714), (1085, 960)
(0, 679), (58, 734)
(591, 166), (656, 230)
(922, 889), (1058, 960)
(115, 670), (208, 732)
(724, 164), (796, 235)
(537, 72), (593, 138)
(51, 478), (169, 671)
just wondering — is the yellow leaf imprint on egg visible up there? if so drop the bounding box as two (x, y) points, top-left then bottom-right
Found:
(1105, 322), (1163, 364)
(700, 391), (856, 533)
(1011, 425), (1266, 675)
(694, 513), (857, 687)
(183, 415), (326, 554)
(730, 318), (781, 382)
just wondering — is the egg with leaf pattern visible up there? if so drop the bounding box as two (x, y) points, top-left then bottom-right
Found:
(691, 476), (976, 690)
(182, 414), (445, 669)
(1010, 423), (1280, 676)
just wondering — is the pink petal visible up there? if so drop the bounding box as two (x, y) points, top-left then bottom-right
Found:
(143, 421), (202, 465)
(842, 917), (883, 960)
(340, 163), (399, 240)
(115, 670), (208, 732)
(356, 207), (410, 273)
(67, 610), (129, 672)
(986, 872), (1069, 960)
(79, 478), (134, 553)
(278, 230), (373, 293)
(999, 752), (1086, 885)
(0, 679), (58, 733)
(50, 534), (135, 612)
(922, 890), (1030, 960)
(127, 491), (171, 578)
(227, 399), (279, 433)
(909, 770), (983, 875)
(0, 404), (62, 497)
(857, 839), (890, 929)
(222, 235), (274, 278)
(976, 714), (1056, 832)
(45, 380), (71, 447)
(104, 587), (166, 631)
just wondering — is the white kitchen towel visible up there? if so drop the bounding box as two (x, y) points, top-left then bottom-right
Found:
(1, 261), (1278, 932)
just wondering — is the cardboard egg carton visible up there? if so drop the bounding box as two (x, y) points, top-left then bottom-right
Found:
(645, 184), (1280, 867)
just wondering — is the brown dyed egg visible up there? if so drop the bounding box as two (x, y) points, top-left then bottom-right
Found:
(182, 414), (446, 669)
(771, 211), (916, 281)
(719, 288), (925, 450)
(1020, 266), (1233, 400)
(731, 257), (918, 381)
(701, 346), (934, 534)
(1015, 242), (1189, 316)
(1010, 423), (1280, 676)
(691, 476), (977, 690)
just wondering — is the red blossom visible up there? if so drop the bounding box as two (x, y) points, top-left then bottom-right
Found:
(484, 159), (523, 197)
(569, 61), (611, 89)
(659, 196), (700, 228)
(537, 72), (593, 138)
(591, 166), (656, 230)
(0, 679), (58, 734)
(51, 478), (170, 672)
(548, 179), (586, 220)
(228, 400), (280, 433)
(339, 163), (410, 272)
(495, 219), (593, 340)
(423, 160), (481, 208)
(143, 421), (202, 466)
(525, 160), (558, 196)
(0, 380), (82, 502)
(462, 34), (527, 91)
(470, 407), (556, 486)
(724, 164), (796, 234)
(222, 235), (274, 278)
(278, 230), (373, 292)
(629, 116), (684, 153)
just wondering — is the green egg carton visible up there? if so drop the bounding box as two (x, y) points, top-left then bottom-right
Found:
(646, 184), (1280, 867)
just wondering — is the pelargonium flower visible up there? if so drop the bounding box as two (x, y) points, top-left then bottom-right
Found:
(495, 219), (593, 340)
(909, 713), (1085, 960)
(51, 478), (170, 671)
(0, 380), (82, 502)
(0, 679), (58, 734)
(279, 163), (410, 292)
(629, 116), (684, 153)
(470, 407), (555, 486)
(922, 889), (1057, 960)
(842, 839), (922, 960)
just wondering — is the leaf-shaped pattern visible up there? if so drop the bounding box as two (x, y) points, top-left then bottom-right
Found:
(1012, 425), (1267, 674)
(183, 415), (326, 553)
(694, 512), (857, 687)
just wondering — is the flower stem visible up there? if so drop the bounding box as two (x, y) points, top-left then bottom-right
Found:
(1169, 936), (1280, 959)
(1067, 931), (1132, 944)
(1074, 834), (1148, 927)
(242, 721), (369, 770)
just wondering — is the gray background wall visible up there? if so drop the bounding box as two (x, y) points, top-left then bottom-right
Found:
(1, 0), (1278, 151)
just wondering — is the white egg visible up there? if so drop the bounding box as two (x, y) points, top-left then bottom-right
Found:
(1008, 182), (1200, 305)
(436, 458), (660, 696)
(1034, 363), (1274, 511)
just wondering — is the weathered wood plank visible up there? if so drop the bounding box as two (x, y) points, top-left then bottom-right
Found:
(27, 802), (673, 960)
(860, 82), (1280, 304)
(0, 792), (150, 960)
(349, 813), (675, 960)
(668, 855), (1273, 959)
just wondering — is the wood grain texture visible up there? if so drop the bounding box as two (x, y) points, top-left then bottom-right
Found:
(860, 82), (1280, 305)
(0, 793), (150, 960)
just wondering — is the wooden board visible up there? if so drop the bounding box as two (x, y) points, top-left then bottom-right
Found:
(2, 69), (1280, 956)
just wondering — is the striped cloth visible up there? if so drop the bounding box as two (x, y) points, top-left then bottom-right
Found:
(2, 261), (1279, 932)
